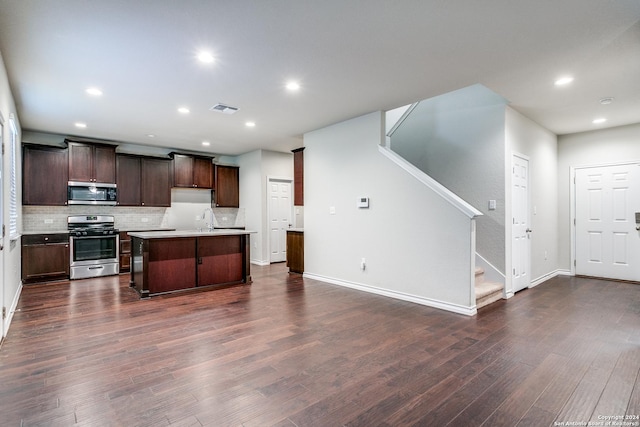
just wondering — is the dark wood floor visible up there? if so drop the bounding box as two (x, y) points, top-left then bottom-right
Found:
(1, 265), (639, 427)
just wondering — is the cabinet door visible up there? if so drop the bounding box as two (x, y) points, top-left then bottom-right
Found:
(23, 145), (69, 206)
(197, 235), (243, 286)
(93, 145), (116, 183)
(68, 142), (94, 182)
(148, 238), (196, 293)
(22, 243), (70, 282)
(172, 154), (194, 187)
(193, 157), (213, 188)
(215, 165), (239, 207)
(116, 155), (141, 206)
(141, 158), (171, 207)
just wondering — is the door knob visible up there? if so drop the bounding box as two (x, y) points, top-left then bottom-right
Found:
(526, 228), (532, 233)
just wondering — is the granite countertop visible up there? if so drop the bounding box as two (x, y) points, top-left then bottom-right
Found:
(287, 228), (304, 232)
(128, 229), (255, 239)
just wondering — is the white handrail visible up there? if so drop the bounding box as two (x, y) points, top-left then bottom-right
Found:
(378, 144), (483, 219)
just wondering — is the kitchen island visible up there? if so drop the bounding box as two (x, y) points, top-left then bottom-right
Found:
(128, 229), (253, 298)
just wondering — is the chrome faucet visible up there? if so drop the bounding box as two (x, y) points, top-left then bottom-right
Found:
(203, 207), (214, 231)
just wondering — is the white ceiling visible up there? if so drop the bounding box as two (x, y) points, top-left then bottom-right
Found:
(0, 1), (639, 156)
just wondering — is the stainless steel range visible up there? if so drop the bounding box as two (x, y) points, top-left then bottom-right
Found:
(68, 215), (119, 279)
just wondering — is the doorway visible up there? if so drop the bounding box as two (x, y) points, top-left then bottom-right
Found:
(267, 178), (292, 263)
(575, 163), (640, 281)
(511, 153), (531, 293)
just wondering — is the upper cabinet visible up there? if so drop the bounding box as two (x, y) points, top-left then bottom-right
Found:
(68, 141), (116, 183)
(292, 147), (304, 206)
(116, 154), (171, 207)
(142, 157), (172, 207)
(116, 154), (142, 206)
(214, 165), (239, 207)
(172, 153), (213, 189)
(23, 144), (69, 206)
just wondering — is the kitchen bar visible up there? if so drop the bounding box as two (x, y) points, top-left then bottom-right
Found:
(128, 229), (253, 298)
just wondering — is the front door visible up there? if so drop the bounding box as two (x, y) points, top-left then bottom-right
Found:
(512, 154), (531, 293)
(268, 179), (292, 263)
(575, 163), (640, 281)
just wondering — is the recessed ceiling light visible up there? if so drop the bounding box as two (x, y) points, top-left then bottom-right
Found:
(197, 51), (215, 64)
(178, 107), (190, 114)
(86, 87), (103, 96)
(599, 97), (614, 105)
(146, 134), (156, 138)
(75, 122), (87, 128)
(592, 118), (607, 124)
(202, 141), (210, 146)
(286, 81), (300, 91)
(245, 121), (256, 128)
(554, 76), (574, 86)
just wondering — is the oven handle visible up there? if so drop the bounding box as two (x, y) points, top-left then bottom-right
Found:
(88, 266), (105, 270)
(70, 235), (117, 240)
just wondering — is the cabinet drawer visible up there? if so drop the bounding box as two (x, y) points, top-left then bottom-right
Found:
(22, 233), (69, 245)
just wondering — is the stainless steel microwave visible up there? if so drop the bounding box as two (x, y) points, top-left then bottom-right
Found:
(67, 181), (117, 205)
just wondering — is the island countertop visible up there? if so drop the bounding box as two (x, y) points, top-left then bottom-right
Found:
(128, 229), (255, 239)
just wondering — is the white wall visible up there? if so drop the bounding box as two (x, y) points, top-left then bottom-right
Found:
(0, 51), (22, 338)
(389, 85), (507, 273)
(236, 149), (293, 265)
(557, 123), (640, 271)
(304, 111), (476, 314)
(506, 107), (559, 286)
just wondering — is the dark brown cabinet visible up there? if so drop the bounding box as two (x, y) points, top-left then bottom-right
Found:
(116, 154), (141, 206)
(142, 158), (172, 207)
(119, 231), (131, 272)
(214, 164), (239, 207)
(22, 234), (70, 283)
(116, 155), (171, 207)
(286, 230), (304, 274)
(197, 235), (244, 286)
(172, 154), (213, 188)
(68, 142), (116, 183)
(292, 147), (304, 206)
(23, 144), (68, 206)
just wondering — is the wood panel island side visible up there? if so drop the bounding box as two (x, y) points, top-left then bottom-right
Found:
(128, 229), (253, 298)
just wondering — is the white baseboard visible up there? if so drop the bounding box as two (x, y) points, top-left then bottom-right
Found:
(250, 259), (270, 266)
(4, 281), (23, 338)
(530, 269), (571, 288)
(303, 272), (477, 317)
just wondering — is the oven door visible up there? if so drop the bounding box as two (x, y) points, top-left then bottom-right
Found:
(70, 234), (119, 267)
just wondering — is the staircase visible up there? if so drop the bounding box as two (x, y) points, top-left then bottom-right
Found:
(475, 267), (503, 309)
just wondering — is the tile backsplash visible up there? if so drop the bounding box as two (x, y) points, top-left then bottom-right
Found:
(22, 205), (246, 233)
(22, 206), (167, 232)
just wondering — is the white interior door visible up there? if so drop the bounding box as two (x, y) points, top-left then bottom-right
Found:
(512, 154), (530, 293)
(268, 179), (292, 263)
(575, 164), (640, 281)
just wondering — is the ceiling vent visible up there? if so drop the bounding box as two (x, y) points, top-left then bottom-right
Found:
(209, 103), (239, 115)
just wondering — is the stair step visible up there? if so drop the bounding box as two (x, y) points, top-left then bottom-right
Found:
(475, 281), (503, 309)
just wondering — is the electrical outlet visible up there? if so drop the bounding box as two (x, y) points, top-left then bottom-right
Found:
(361, 258), (366, 270)
(141, 218), (149, 223)
(44, 219), (53, 224)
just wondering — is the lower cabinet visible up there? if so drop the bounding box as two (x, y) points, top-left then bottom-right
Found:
(22, 234), (70, 283)
(130, 233), (250, 298)
(197, 235), (244, 286)
(286, 230), (304, 273)
(119, 231), (131, 272)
